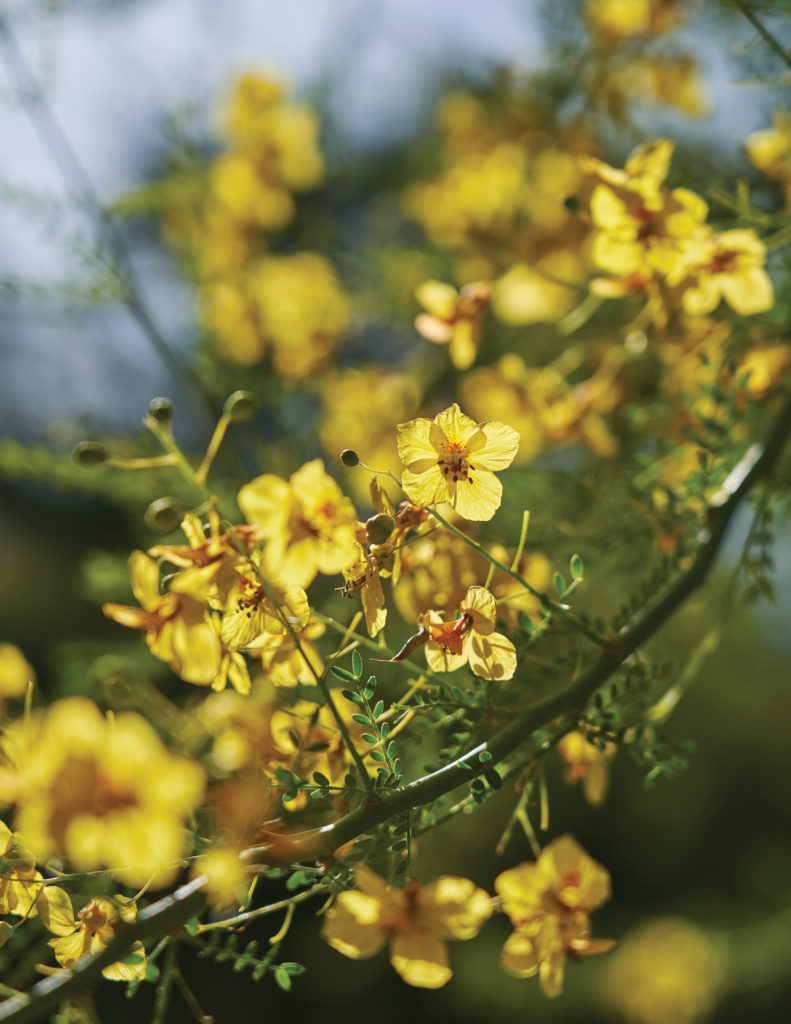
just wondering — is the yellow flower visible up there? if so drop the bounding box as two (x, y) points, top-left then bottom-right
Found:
(746, 111), (791, 186)
(238, 459), (359, 588)
(43, 893), (146, 982)
(0, 643), (34, 700)
(1, 697), (205, 888)
(496, 835), (614, 997)
(414, 279), (491, 369)
(397, 403), (519, 521)
(0, 822), (44, 919)
(557, 731), (616, 806)
(257, 615), (325, 687)
(421, 585), (517, 681)
(194, 846), (250, 909)
(680, 229), (774, 316)
(220, 559), (310, 651)
(321, 867), (492, 988)
(601, 918), (727, 1024)
(103, 550), (223, 686)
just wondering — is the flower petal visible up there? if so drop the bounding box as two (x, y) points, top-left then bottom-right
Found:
(390, 931), (452, 989)
(470, 421), (520, 470)
(452, 471), (502, 522)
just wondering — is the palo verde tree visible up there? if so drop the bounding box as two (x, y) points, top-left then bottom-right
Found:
(2, 2), (791, 1023)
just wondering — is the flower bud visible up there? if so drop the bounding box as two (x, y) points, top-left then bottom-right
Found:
(144, 496), (183, 533)
(340, 449), (359, 467)
(223, 390), (260, 423)
(147, 397), (173, 425)
(365, 513), (395, 545)
(72, 441), (109, 467)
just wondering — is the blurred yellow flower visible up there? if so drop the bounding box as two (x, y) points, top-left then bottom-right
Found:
(680, 229), (774, 316)
(0, 697), (204, 888)
(397, 403), (520, 521)
(414, 279), (491, 369)
(321, 867), (492, 988)
(421, 585), (517, 681)
(557, 730), (616, 806)
(746, 111), (791, 194)
(0, 822), (44, 919)
(601, 917), (727, 1024)
(238, 459), (359, 588)
(496, 834), (614, 997)
(194, 846), (250, 909)
(0, 643), (34, 700)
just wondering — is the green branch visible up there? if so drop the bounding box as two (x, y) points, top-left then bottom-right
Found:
(242, 396), (791, 866)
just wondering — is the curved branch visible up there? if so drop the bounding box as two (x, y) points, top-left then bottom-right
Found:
(0, 877), (207, 1024)
(243, 395), (791, 865)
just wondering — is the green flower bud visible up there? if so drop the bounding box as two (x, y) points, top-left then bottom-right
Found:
(72, 441), (109, 467)
(365, 513), (395, 545)
(147, 397), (174, 424)
(144, 496), (183, 533)
(340, 449), (359, 467)
(223, 390), (260, 423)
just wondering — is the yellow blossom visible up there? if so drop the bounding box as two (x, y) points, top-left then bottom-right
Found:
(321, 867), (492, 988)
(414, 279), (491, 369)
(257, 614), (325, 687)
(0, 643), (34, 700)
(0, 697), (204, 888)
(557, 731), (616, 806)
(397, 403), (519, 521)
(746, 111), (791, 192)
(238, 459), (359, 588)
(194, 846), (250, 909)
(220, 558), (310, 651)
(44, 893), (146, 982)
(421, 585), (517, 680)
(496, 835), (614, 997)
(680, 229), (774, 316)
(103, 550), (223, 687)
(601, 918), (727, 1024)
(0, 822), (45, 919)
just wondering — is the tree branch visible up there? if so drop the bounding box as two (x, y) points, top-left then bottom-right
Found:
(242, 395), (791, 866)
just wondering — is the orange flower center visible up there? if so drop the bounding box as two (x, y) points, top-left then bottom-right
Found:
(429, 613), (473, 655)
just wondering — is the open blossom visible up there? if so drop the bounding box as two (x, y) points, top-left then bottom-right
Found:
(397, 403), (519, 521)
(41, 891), (147, 982)
(103, 550), (223, 686)
(679, 229), (774, 316)
(496, 834), (614, 997)
(414, 279), (491, 369)
(557, 731), (616, 806)
(237, 458), (359, 587)
(0, 698), (204, 889)
(420, 585), (517, 680)
(321, 867), (492, 988)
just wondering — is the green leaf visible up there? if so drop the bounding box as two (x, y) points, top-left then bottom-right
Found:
(274, 966), (292, 991)
(351, 713), (370, 725)
(330, 666), (356, 683)
(386, 740), (398, 760)
(280, 962), (307, 976)
(341, 689), (363, 704)
(553, 572), (565, 596)
(361, 733), (378, 744)
(312, 771), (330, 787)
(370, 750), (386, 762)
(372, 700), (385, 719)
(363, 676), (377, 700)
(570, 553), (584, 580)
(184, 916), (201, 936)
(352, 649), (363, 678)
(144, 963), (160, 983)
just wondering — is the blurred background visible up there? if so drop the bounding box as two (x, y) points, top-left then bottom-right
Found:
(1, 1), (791, 1022)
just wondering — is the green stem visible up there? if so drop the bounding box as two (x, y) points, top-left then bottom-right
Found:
(734, 1), (791, 71)
(150, 943), (176, 1024)
(195, 885), (324, 933)
(427, 506), (609, 647)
